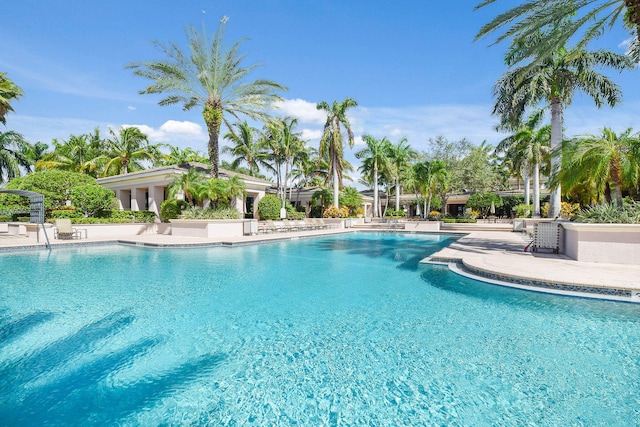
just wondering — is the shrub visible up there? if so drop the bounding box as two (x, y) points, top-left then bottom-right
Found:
(385, 209), (406, 218)
(50, 208), (84, 219)
(575, 199), (640, 224)
(2, 170), (96, 212)
(324, 206), (348, 218)
(428, 210), (441, 220)
(560, 202), (580, 219)
(70, 184), (116, 217)
(178, 206), (242, 220)
(541, 203), (550, 217)
(160, 199), (189, 221)
(514, 204), (531, 218)
(310, 205), (324, 218)
(257, 194), (282, 220)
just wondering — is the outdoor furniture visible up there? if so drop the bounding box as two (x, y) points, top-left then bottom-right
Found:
(257, 221), (275, 234)
(53, 219), (81, 240)
(282, 219), (299, 231)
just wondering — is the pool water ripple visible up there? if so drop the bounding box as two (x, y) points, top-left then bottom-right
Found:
(1, 232), (639, 426)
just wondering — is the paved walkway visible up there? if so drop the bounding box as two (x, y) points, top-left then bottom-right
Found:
(425, 230), (640, 301)
(2, 226), (639, 301)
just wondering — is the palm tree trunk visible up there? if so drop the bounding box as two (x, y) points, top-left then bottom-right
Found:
(373, 168), (379, 217)
(522, 161), (530, 205)
(332, 152), (339, 209)
(549, 98), (563, 218)
(533, 162), (540, 217)
(610, 157), (624, 206)
(204, 105), (222, 178)
(395, 178), (400, 211)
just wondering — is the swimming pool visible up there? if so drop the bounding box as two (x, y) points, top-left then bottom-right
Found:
(1, 232), (639, 425)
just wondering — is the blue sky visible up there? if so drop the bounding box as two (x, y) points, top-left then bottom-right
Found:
(2, 0), (639, 173)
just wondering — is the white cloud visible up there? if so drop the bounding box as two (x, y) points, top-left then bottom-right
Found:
(127, 106), (136, 111)
(272, 98), (326, 125)
(301, 128), (323, 141)
(121, 120), (206, 147)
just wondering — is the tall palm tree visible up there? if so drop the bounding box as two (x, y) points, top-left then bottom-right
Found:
(476, 0), (640, 62)
(556, 127), (640, 206)
(495, 111), (550, 217)
(0, 72), (23, 125)
(0, 130), (31, 183)
(21, 141), (49, 172)
(413, 160), (448, 218)
(103, 127), (162, 175)
(316, 98), (358, 209)
(36, 134), (103, 176)
(356, 135), (392, 217)
(493, 30), (633, 217)
(387, 137), (417, 211)
(127, 19), (286, 178)
(224, 174), (247, 210)
(265, 117), (305, 206)
(222, 121), (267, 177)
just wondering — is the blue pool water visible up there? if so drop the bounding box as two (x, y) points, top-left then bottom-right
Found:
(1, 232), (639, 426)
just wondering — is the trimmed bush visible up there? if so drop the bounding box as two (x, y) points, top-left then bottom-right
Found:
(70, 184), (116, 217)
(178, 206), (242, 220)
(257, 194), (282, 220)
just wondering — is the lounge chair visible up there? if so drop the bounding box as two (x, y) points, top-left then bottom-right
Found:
(258, 221), (276, 234)
(282, 219), (299, 231)
(266, 220), (286, 232)
(54, 219), (81, 240)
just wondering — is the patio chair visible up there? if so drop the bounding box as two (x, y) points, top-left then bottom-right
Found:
(266, 220), (286, 232)
(258, 221), (276, 234)
(282, 219), (299, 231)
(54, 219), (80, 240)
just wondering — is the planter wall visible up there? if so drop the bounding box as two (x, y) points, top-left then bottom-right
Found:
(562, 223), (640, 264)
(169, 219), (248, 238)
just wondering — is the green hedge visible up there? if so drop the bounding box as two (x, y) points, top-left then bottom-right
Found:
(47, 210), (156, 224)
(257, 195), (282, 220)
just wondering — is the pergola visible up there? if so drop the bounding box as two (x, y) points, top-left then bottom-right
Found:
(0, 189), (50, 248)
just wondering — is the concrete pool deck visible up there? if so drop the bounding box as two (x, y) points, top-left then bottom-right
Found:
(1, 226), (639, 301)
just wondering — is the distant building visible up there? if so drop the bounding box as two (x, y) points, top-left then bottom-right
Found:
(97, 162), (273, 221)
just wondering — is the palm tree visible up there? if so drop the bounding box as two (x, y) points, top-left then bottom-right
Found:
(21, 141), (49, 172)
(476, 0), (640, 62)
(167, 167), (206, 206)
(316, 98), (358, 209)
(127, 19), (287, 178)
(103, 127), (162, 175)
(495, 111), (550, 217)
(387, 137), (417, 211)
(413, 160), (448, 218)
(0, 130), (31, 183)
(265, 117), (305, 206)
(556, 127), (640, 206)
(161, 146), (208, 166)
(356, 135), (391, 217)
(36, 134), (103, 176)
(222, 121), (267, 177)
(0, 72), (23, 125)
(492, 30), (633, 217)
(224, 174), (246, 211)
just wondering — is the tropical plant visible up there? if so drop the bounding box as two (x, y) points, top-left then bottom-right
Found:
(36, 132), (104, 176)
(412, 160), (448, 219)
(167, 167), (207, 206)
(339, 186), (364, 216)
(21, 141), (49, 171)
(0, 72), (23, 125)
(128, 19), (286, 177)
(316, 98), (358, 208)
(466, 192), (504, 218)
(575, 198), (640, 223)
(476, 0), (640, 63)
(356, 135), (391, 217)
(103, 127), (162, 175)
(161, 146), (208, 166)
(555, 127), (640, 206)
(222, 121), (268, 177)
(491, 26), (633, 217)
(495, 111), (551, 216)
(0, 130), (31, 183)
(387, 137), (416, 211)
(311, 187), (333, 209)
(178, 206), (242, 220)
